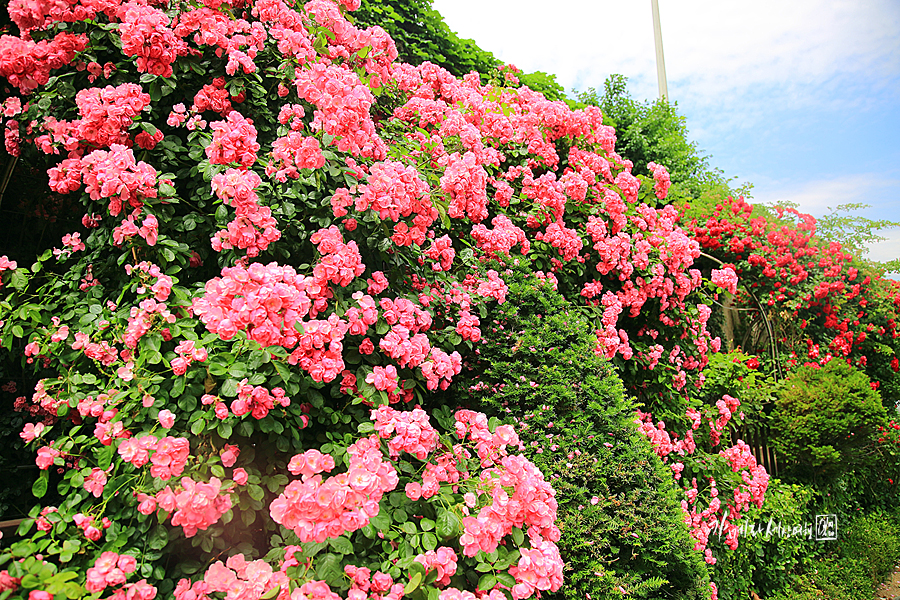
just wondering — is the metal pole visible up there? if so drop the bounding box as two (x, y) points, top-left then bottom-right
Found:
(651, 0), (668, 100)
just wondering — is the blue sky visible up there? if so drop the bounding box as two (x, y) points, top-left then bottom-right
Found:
(430, 0), (900, 264)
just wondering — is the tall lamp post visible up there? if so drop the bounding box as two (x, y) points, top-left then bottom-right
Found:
(651, 0), (668, 100)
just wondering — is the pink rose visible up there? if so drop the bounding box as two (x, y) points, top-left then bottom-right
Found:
(233, 468), (248, 486)
(158, 410), (175, 429)
(220, 444), (240, 467)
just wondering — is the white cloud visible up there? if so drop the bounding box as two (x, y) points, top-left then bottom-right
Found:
(868, 234), (900, 264)
(751, 174), (900, 217)
(432, 1), (900, 103)
(750, 174), (900, 259)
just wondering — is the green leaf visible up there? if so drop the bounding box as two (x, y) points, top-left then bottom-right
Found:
(273, 361), (292, 384)
(328, 536), (353, 555)
(32, 471), (48, 498)
(10, 270), (27, 290)
(172, 376), (186, 397)
(422, 532), (437, 551)
(436, 509), (460, 539)
(477, 574), (497, 592)
(315, 553), (344, 587)
(404, 572), (422, 595)
(496, 573), (516, 588)
(248, 485), (265, 501)
(148, 526), (168, 550)
(511, 527), (525, 546)
(218, 421), (233, 439)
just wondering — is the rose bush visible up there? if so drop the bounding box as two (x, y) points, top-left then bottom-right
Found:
(0, 0), (791, 598)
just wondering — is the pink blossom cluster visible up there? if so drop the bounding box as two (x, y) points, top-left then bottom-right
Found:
(149, 436), (191, 480)
(346, 291), (379, 335)
(290, 580), (344, 600)
(371, 405), (439, 459)
(73, 513), (110, 542)
(441, 152), (489, 223)
(709, 394), (740, 446)
(710, 266), (739, 295)
(413, 547), (458, 587)
(210, 168), (281, 257)
(119, 4), (185, 78)
(156, 477), (233, 537)
(55, 232), (86, 259)
(126, 261), (173, 301)
(206, 111), (260, 169)
(455, 310), (481, 342)
(405, 445), (467, 501)
(118, 434), (160, 468)
(48, 145), (158, 216)
(26, 379), (66, 417)
(424, 235), (455, 271)
(454, 409), (521, 466)
(35, 444), (61, 470)
(0, 32), (87, 93)
(508, 538), (564, 600)
(123, 297), (176, 349)
(85, 552), (138, 594)
(472, 270), (508, 304)
(71, 83), (151, 149)
(113, 210), (158, 246)
(471, 216), (530, 257)
(197, 554), (286, 600)
(681, 477), (726, 563)
(294, 62), (383, 158)
(414, 346), (459, 391)
(232, 379), (289, 419)
(289, 313), (351, 383)
(459, 453), (559, 557)
(343, 565), (404, 600)
(267, 130), (325, 181)
(331, 161), (436, 246)
(646, 162), (671, 200)
(193, 262), (320, 347)
(269, 435), (398, 542)
(311, 226), (366, 287)
(84, 467), (111, 497)
(379, 324), (430, 369)
(172, 340), (208, 376)
(536, 222), (582, 262)
(191, 79), (232, 115)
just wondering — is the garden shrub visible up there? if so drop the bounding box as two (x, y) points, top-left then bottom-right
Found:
(836, 510), (900, 588)
(458, 259), (711, 600)
(771, 360), (888, 478)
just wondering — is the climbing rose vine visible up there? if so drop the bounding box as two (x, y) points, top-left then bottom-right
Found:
(0, 0), (736, 598)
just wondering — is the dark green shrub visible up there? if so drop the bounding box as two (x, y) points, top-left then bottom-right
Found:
(457, 259), (710, 600)
(771, 360), (887, 478)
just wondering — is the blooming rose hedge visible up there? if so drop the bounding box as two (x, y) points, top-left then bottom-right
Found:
(0, 0), (812, 598)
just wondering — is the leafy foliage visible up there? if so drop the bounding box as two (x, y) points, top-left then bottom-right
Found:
(771, 361), (887, 476)
(457, 259), (710, 600)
